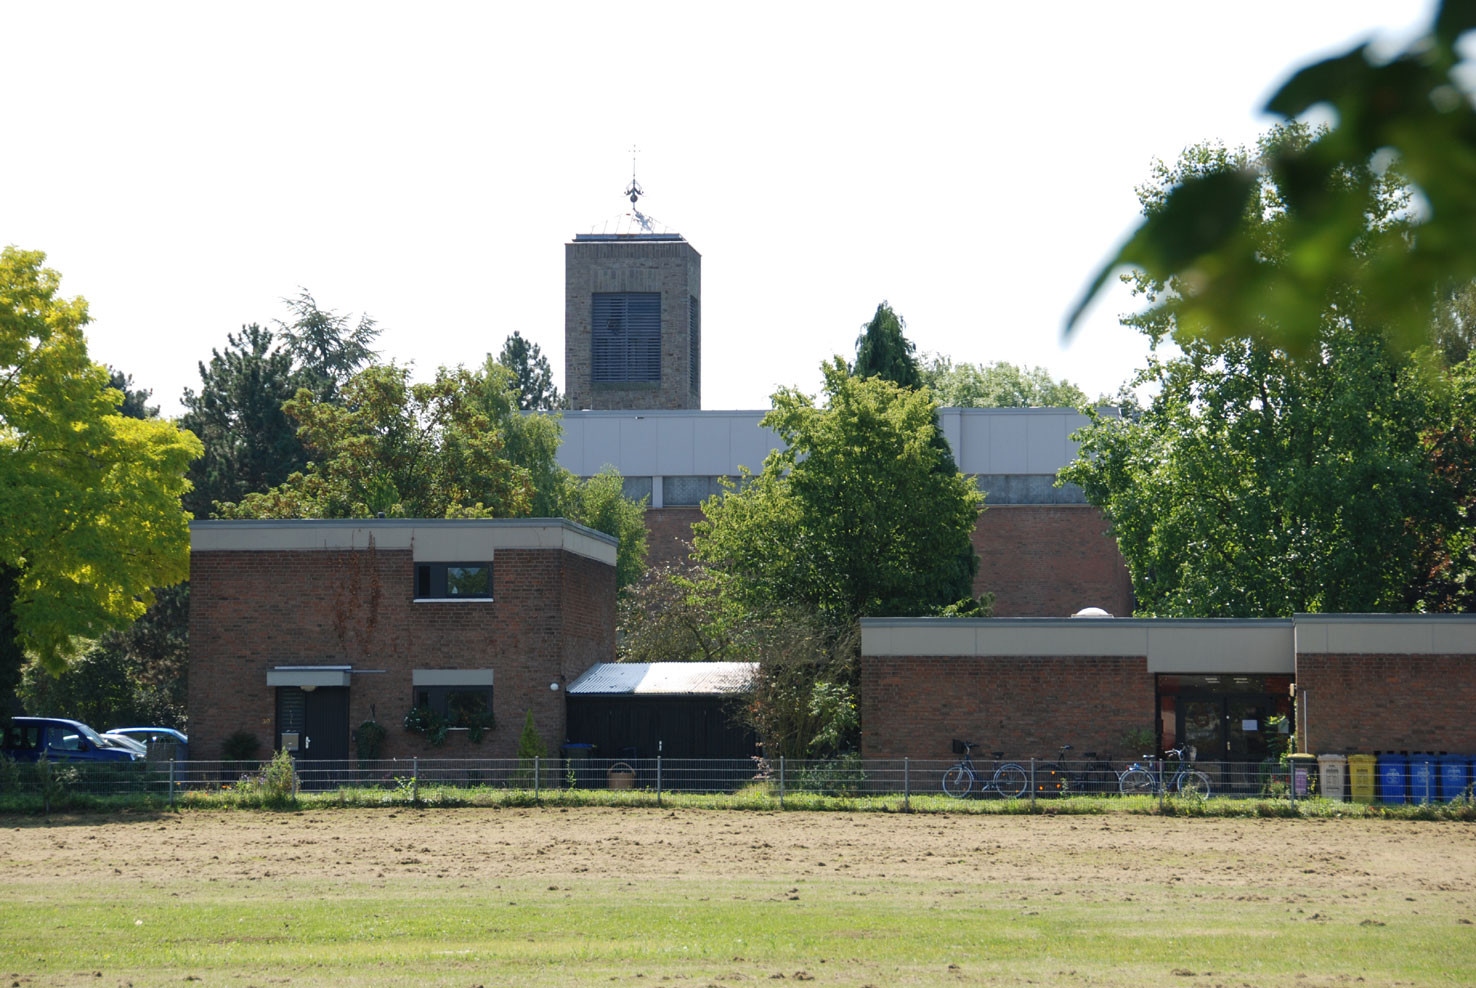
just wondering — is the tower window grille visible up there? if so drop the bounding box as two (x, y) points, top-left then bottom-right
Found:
(689, 295), (700, 395)
(592, 292), (661, 383)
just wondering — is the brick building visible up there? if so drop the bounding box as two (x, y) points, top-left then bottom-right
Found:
(557, 193), (1130, 617)
(554, 406), (1134, 617)
(188, 519), (616, 762)
(861, 614), (1476, 772)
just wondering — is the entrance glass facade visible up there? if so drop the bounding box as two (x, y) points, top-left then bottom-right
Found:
(1157, 674), (1293, 793)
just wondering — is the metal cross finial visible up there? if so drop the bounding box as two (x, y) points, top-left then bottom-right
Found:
(625, 145), (644, 206)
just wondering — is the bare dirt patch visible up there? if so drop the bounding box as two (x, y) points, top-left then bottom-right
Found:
(3, 806), (1473, 901)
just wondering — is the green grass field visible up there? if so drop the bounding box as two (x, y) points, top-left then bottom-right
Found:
(3, 804), (1473, 987)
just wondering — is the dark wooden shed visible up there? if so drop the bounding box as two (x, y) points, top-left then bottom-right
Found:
(564, 662), (759, 765)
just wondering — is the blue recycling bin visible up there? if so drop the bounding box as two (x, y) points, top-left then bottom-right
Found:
(1439, 755), (1472, 802)
(1377, 753), (1408, 804)
(560, 742), (596, 788)
(1407, 754), (1438, 803)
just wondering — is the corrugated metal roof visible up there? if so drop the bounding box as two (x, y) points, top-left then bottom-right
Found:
(567, 662), (757, 696)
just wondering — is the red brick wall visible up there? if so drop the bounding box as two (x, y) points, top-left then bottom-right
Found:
(973, 506), (1133, 617)
(188, 544), (615, 763)
(1295, 653), (1476, 754)
(644, 508), (703, 571)
(643, 503), (1133, 619)
(860, 654), (1153, 761)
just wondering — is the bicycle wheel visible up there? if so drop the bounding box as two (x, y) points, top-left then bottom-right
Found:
(1119, 768), (1156, 796)
(1177, 770), (1212, 799)
(941, 764), (974, 798)
(993, 763), (1028, 799)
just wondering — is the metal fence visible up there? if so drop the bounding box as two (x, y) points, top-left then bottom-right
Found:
(0, 755), (1352, 804)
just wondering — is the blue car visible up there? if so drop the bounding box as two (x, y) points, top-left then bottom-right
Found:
(105, 726), (189, 762)
(2, 717), (142, 763)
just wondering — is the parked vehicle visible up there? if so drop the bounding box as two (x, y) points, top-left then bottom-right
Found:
(106, 727), (189, 762)
(2, 717), (142, 763)
(99, 733), (149, 757)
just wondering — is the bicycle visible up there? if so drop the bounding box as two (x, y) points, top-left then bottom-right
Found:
(941, 740), (1028, 799)
(1035, 744), (1075, 796)
(1118, 745), (1212, 798)
(1036, 745), (1122, 796)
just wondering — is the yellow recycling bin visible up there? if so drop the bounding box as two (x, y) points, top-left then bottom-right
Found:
(1347, 754), (1376, 805)
(1317, 754), (1347, 802)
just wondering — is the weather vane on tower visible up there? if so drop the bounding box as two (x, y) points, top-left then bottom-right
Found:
(625, 145), (644, 206)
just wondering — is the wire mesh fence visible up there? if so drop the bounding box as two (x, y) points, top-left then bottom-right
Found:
(0, 753), (1372, 804)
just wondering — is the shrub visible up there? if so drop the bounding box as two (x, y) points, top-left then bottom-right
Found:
(356, 720), (387, 764)
(513, 710), (546, 787)
(793, 752), (867, 797)
(232, 748), (300, 809)
(222, 730), (262, 762)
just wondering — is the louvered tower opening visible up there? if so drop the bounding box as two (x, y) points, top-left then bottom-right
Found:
(592, 292), (661, 383)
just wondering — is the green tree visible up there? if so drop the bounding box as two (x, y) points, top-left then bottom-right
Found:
(218, 362), (533, 520)
(921, 356), (1089, 408)
(693, 358), (985, 622)
(559, 467), (648, 591)
(852, 302), (922, 389)
(17, 632), (182, 728)
(0, 248), (201, 684)
(497, 331), (561, 410)
(1061, 138), (1466, 616)
(737, 607), (859, 761)
(277, 289), (380, 397)
(1069, 2), (1476, 356)
(617, 564), (743, 664)
(466, 357), (568, 517)
(106, 368), (159, 420)
(219, 361), (649, 587)
(466, 357), (648, 586)
(615, 566), (859, 759)
(179, 324), (309, 518)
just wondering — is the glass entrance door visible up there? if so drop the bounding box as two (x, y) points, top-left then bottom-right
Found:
(1176, 692), (1288, 794)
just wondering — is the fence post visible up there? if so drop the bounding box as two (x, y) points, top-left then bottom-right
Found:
(534, 756), (540, 800)
(1157, 758), (1164, 813)
(412, 757), (419, 804)
(1030, 758), (1036, 809)
(903, 757), (910, 811)
(779, 756), (786, 809)
(656, 755), (662, 808)
(169, 758), (176, 807)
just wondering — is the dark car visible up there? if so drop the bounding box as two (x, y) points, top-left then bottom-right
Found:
(2, 717), (142, 763)
(106, 726), (189, 762)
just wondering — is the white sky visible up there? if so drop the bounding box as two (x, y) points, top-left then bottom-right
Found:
(2, 1), (1439, 417)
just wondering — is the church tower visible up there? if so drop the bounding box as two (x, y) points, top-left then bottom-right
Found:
(565, 170), (701, 410)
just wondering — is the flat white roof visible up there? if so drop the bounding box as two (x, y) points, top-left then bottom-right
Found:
(863, 614), (1476, 668)
(190, 518), (618, 567)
